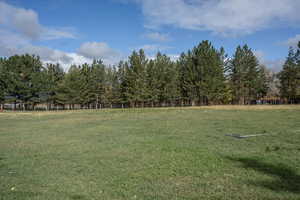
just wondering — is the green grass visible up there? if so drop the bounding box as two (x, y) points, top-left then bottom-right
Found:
(0, 105), (300, 200)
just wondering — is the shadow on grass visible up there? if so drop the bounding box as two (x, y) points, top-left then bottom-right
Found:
(70, 194), (88, 200)
(0, 191), (88, 200)
(227, 157), (300, 194)
(0, 191), (41, 199)
(0, 157), (6, 170)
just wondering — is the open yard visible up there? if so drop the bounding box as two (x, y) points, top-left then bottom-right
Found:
(0, 105), (300, 200)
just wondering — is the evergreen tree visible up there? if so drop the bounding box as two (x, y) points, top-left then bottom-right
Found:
(256, 65), (270, 99)
(89, 60), (107, 108)
(79, 63), (94, 107)
(4, 55), (44, 109)
(178, 51), (193, 104)
(56, 65), (82, 108)
(118, 61), (129, 106)
(278, 43), (300, 103)
(229, 45), (263, 104)
(105, 66), (121, 107)
(0, 58), (7, 107)
(178, 41), (226, 105)
(145, 59), (159, 106)
(0, 41), (296, 109)
(123, 49), (148, 107)
(43, 63), (65, 109)
(151, 52), (179, 106)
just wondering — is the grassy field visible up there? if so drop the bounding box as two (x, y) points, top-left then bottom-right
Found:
(0, 105), (300, 200)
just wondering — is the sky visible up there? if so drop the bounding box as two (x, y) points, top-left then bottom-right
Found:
(0, 0), (300, 71)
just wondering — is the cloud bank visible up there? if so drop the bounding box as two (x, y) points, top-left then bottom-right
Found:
(77, 42), (120, 60)
(144, 32), (171, 42)
(135, 0), (300, 36)
(254, 50), (285, 72)
(283, 34), (300, 48)
(0, 2), (121, 70)
(0, 1), (76, 40)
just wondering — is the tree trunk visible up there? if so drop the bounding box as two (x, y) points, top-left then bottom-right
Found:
(130, 102), (134, 108)
(191, 100), (195, 107)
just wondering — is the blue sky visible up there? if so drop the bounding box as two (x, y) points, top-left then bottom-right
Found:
(1, 0), (300, 71)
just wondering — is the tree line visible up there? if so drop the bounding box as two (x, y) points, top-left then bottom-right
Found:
(0, 40), (299, 110)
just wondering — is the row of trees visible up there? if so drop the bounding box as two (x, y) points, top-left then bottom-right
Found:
(0, 40), (299, 110)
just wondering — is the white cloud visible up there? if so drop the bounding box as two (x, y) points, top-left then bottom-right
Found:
(145, 53), (179, 62)
(45, 53), (93, 71)
(0, 29), (72, 63)
(0, 2), (123, 69)
(254, 50), (284, 72)
(22, 46), (73, 63)
(0, 1), (75, 40)
(265, 59), (285, 72)
(168, 54), (180, 61)
(282, 34), (300, 48)
(144, 32), (171, 42)
(134, 0), (300, 36)
(0, 30), (120, 70)
(0, 29), (29, 48)
(42, 27), (77, 40)
(77, 42), (120, 60)
(253, 50), (265, 63)
(44, 51), (121, 71)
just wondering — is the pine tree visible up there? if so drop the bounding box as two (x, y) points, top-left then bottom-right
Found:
(118, 61), (129, 106)
(56, 65), (83, 108)
(278, 43), (300, 103)
(104, 66), (120, 107)
(256, 65), (270, 99)
(79, 63), (94, 107)
(178, 51), (193, 105)
(89, 60), (107, 108)
(4, 54), (44, 110)
(152, 52), (179, 106)
(123, 49), (148, 107)
(178, 41), (226, 105)
(229, 45), (262, 104)
(1, 41), (296, 109)
(0, 58), (7, 109)
(145, 59), (159, 106)
(43, 63), (65, 109)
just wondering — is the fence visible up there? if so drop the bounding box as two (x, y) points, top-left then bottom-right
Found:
(1, 97), (297, 111)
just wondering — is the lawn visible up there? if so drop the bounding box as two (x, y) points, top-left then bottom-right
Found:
(0, 105), (300, 200)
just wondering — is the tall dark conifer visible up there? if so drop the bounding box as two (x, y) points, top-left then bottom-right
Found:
(229, 45), (263, 104)
(4, 54), (44, 109)
(178, 41), (226, 105)
(43, 63), (64, 109)
(124, 49), (148, 107)
(278, 43), (300, 103)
